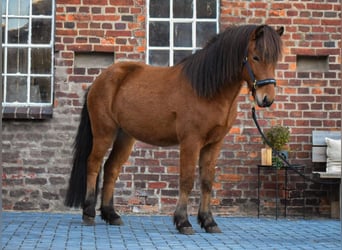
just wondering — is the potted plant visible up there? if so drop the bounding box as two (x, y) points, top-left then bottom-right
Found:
(263, 125), (290, 168)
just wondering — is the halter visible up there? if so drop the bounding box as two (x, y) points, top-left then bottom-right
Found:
(242, 56), (277, 91)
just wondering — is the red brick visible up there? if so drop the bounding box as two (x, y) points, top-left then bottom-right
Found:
(105, 30), (132, 37)
(249, 2), (267, 9)
(69, 75), (94, 83)
(57, 0), (80, 3)
(92, 15), (120, 21)
(66, 44), (92, 51)
(83, 0), (108, 5)
(110, 0), (133, 5)
(148, 182), (167, 189)
(161, 198), (177, 205)
(105, 7), (116, 13)
(293, 19), (320, 25)
(55, 29), (78, 36)
(217, 174), (242, 182)
(307, 3), (333, 10)
(79, 30), (104, 37)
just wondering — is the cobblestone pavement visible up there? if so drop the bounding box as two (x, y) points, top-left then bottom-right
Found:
(2, 212), (341, 249)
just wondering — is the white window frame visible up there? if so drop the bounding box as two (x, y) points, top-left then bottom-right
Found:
(2, 0), (55, 108)
(146, 0), (220, 66)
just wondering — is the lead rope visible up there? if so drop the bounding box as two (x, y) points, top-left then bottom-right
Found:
(252, 106), (340, 185)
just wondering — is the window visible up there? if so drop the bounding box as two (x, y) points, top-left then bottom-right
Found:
(147, 0), (219, 66)
(2, 0), (55, 119)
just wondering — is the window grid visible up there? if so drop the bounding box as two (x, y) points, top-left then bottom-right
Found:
(2, 0), (55, 107)
(147, 0), (219, 66)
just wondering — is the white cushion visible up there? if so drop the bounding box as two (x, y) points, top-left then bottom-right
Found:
(325, 137), (341, 173)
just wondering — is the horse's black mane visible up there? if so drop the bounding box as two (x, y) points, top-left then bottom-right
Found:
(178, 24), (282, 99)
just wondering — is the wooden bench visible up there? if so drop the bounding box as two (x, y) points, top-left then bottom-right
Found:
(312, 131), (341, 179)
(312, 131), (341, 218)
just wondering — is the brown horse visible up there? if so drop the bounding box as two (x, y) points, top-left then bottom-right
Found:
(65, 24), (283, 234)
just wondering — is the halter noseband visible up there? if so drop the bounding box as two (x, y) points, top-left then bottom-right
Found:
(242, 56), (276, 91)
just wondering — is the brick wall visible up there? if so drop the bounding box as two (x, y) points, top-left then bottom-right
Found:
(2, 0), (341, 218)
(220, 0), (342, 216)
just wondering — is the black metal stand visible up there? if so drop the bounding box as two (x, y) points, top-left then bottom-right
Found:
(285, 164), (306, 218)
(257, 164), (306, 219)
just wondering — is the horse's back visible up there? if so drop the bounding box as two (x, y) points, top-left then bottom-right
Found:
(91, 61), (179, 95)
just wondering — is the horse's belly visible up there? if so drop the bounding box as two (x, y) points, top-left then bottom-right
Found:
(117, 112), (179, 146)
(124, 125), (179, 146)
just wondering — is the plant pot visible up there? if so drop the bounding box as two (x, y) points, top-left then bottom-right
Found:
(279, 150), (288, 161)
(272, 150), (288, 168)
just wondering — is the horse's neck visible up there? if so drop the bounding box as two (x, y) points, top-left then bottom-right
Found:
(217, 80), (245, 106)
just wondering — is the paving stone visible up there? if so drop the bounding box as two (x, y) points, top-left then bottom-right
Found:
(2, 212), (341, 249)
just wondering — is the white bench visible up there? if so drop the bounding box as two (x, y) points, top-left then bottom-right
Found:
(312, 131), (341, 218)
(312, 131), (341, 178)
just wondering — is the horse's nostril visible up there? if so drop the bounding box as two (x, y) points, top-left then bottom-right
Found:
(263, 96), (273, 107)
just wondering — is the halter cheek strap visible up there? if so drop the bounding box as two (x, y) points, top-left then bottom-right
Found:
(242, 57), (277, 90)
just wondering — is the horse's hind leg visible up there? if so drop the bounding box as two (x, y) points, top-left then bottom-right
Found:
(197, 141), (223, 233)
(83, 125), (117, 225)
(101, 129), (135, 225)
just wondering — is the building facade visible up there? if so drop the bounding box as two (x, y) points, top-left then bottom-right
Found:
(2, 0), (341, 217)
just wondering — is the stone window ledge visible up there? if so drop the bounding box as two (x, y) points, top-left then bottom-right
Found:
(2, 106), (53, 120)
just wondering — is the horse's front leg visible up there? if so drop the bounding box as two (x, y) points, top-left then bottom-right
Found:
(174, 141), (201, 235)
(197, 140), (224, 233)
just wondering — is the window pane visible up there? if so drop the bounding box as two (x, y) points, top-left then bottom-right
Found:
(174, 50), (193, 64)
(32, 19), (51, 44)
(32, 0), (52, 15)
(7, 47), (28, 73)
(7, 18), (29, 44)
(6, 76), (27, 103)
(174, 23), (192, 47)
(2, 18), (5, 43)
(173, 0), (193, 18)
(31, 48), (51, 74)
(1, 1), (5, 15)
(8, 0), (29, 16)
(196, 22), (216, 47)
(149, 22), (169, 46)
(149, 0), (169, 18)
(1, 48), (4, 72)
(197, 0), (216, 18)
(30, 77), (51, 103)
(2, 78), (4, 101)
(149, 50), (169, 66)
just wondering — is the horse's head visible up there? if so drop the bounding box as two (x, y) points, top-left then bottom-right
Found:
(243, 25), (284, 107)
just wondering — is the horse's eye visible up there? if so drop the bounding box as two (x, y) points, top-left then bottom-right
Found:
(253, 56), (260, 62)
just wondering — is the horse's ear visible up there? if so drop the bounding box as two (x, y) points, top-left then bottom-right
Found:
(253, 25), (265, 40)
(276, 27), (284, 36)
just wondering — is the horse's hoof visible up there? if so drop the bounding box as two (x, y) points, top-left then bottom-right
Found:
(100, 207), (123, 226)
(108, 217), (123, 226)
(205, 225), (222, 233)
(82, 214), (95, 226)
(178, 227), (195, 235)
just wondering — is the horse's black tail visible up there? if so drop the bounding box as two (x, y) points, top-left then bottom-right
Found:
(65, 91), (93, 208)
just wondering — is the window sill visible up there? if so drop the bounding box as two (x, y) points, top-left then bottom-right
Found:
(2, 106), (53, 120)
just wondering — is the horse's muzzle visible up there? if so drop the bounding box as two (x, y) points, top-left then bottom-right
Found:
(257, 95), (274, 107)
(253, 79), (276, 107)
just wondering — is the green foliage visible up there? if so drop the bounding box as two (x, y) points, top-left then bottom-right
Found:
(264, 125), (290, 151)
(272, 156), (283, 168)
